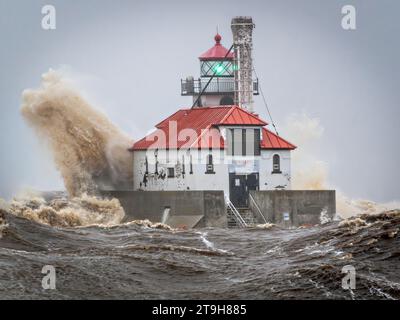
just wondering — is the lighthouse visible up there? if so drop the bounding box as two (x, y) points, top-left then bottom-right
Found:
(181, 18), (259, 111)
(130, 17), (296, 208)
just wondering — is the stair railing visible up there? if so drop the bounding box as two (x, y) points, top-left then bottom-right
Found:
(249, 193), (268, 224)
(225, 196), (247, 228)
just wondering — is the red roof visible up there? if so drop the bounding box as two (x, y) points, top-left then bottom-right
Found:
(199, 34), (234, 61)
(131, 106), (296, 151)
(261, 128), (296, 150)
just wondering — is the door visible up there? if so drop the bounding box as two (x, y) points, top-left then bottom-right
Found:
(246, 173), (259, 194)
(229, 173), (259, 208)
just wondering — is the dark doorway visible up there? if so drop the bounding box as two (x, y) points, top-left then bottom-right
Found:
(229, 173), (259, 208)
(220, 96), (234, 105)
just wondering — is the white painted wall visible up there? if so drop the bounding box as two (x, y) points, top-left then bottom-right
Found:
(192, 95), (234, 107)
(259, 150), (291, 190)
(133, 149), (229, 194)
(133, 148), (292, 195)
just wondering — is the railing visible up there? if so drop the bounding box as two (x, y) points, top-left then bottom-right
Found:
(225, 196), (247, 228)
(249, 193), (268, 224)
(181, 78), (259, 96)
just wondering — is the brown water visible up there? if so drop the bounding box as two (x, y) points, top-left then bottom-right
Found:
(0, 206), (399, 300)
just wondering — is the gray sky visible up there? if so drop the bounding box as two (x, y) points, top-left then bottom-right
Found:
(0, 0), (399, 202)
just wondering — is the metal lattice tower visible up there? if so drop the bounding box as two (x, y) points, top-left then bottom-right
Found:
(231, 16), (255, 113)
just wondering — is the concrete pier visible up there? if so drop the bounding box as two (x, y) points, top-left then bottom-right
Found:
(100, 190), (227, 228)
(249, 190), (336, 227)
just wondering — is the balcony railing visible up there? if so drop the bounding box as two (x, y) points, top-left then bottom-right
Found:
(181, 78), (259, 96)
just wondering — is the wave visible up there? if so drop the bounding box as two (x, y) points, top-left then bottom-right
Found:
(20, 69), (133, 197)
(0, 209), (9, 239)
(5, 193), (125, 227)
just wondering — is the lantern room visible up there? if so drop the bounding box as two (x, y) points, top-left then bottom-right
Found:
(181, 33), (259, 107)
(199, 33), (234, 77)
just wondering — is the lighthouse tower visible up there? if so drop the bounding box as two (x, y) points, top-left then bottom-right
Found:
(181, 32), (259, 108)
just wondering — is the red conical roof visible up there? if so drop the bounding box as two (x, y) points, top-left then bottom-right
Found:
(199, 34), (234, 61)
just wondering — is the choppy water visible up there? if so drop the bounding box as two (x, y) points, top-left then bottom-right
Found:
(0, 209), (399, 300)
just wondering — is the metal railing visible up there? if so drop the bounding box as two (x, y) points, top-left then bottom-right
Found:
(181, 78), (259, 96)
(225, 196), (247, 228)
(249, 193), (268, 224)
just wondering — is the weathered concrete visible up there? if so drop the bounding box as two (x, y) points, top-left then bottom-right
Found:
(249, 190), (336, 227)
(100, 190), (227, 228)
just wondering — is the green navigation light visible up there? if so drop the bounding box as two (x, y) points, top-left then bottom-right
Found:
(213, 63), (224, 75)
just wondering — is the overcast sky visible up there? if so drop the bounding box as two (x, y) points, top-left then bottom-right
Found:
(0, 0), (399, 202)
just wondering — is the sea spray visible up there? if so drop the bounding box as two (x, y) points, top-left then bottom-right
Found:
(283, 113), (400, 218)
(0, 210), (9, 239)
(20, 69), (134, 197)
(319, 207), (331, 224)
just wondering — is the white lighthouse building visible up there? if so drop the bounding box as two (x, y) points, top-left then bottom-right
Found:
(130, 17), (296, 208)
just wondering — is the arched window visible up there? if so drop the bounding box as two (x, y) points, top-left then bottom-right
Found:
(272, 154), (281, 173)
(220, 96), (234, 106)
(205, 154), (215, 174)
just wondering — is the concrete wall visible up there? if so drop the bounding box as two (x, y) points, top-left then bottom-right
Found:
(100, 190), (227, 228)
(249, 190), (336, 227)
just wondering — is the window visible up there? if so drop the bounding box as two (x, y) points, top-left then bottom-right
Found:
(200, 60), (233, 77)
(145, 156), (149, 174)
(154, 149), (158, 174)
(168, 167), (175, 178)
(242, 129), (246, 156)
(227, 128), (234, 155)
(205, 154), (215, 174)
(227, 128), (261, 156)
(233, 129), (242, 156)
(220, 96), (234, 105)
(272, 154), (281, 174)
(254, 129), (261, 156)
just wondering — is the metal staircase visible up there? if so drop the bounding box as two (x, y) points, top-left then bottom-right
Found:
(226, 194), (268, 228)
(225, 197), (247, 228)
(238, 208), (257, 225)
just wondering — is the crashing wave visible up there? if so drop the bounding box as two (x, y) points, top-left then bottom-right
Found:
(20, 69), (133, 197)
(6, 194), (125, 228)
(121, 219), (174, 231)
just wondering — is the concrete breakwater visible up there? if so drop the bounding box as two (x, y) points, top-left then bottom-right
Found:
(100, 190), (336, 228)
